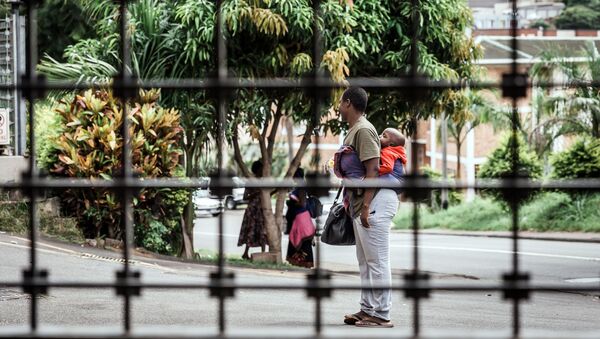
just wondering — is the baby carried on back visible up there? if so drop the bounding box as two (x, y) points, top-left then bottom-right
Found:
(333, 128), (407, 193)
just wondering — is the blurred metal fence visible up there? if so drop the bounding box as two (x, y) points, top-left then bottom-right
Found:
(0, 0), (599, 338)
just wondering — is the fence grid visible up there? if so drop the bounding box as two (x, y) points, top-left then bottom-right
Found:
(0, 0), (599, 338)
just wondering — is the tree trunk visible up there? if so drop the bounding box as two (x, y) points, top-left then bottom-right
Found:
(260, 189), (281, 261)
(181, 201), (194, 258)
(180, 145), (195, 259)
(285, 117), (294, 162)
(592, 111), (600, 138)
(456, 141), (462, 179)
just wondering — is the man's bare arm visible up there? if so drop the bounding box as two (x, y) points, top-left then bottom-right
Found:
(360, 157), (380, 228)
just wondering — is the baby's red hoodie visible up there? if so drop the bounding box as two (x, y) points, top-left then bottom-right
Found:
(379, 145), (407, 175)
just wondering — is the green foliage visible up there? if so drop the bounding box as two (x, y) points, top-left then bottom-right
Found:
(35, 100), (65, 172)
(393, 192), (600, 232)
(420, 166), (463, 210)
(478, 134), (543, 206)
(43, 88), (187, 254)
(551, 138), (600, 179)
(0, 3), (9, 17)
(394, 198), (508, 231)
(555, 5), (600, 30)
(353, 0), (482, 133)
(478, 134), (543, 180)
(38, 0), (96, 61)
(0, 191), (83, 242)
(529, 20), (551, 30)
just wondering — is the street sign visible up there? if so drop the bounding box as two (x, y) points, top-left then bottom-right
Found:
(0, 108), (9, 145)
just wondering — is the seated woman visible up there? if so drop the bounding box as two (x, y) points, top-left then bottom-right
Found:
(285, 168), (315, 268)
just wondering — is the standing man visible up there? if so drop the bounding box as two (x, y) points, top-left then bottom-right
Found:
(338, 87), (399, 328)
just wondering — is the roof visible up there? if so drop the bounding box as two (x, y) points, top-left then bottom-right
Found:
(476, 36), (600, 65)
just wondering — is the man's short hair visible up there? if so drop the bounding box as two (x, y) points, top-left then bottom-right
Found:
(342, 87), (368, 112)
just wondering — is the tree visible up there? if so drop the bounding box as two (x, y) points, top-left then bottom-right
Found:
(555, 5), (600, 30)
(438, 90), (495, 179)
(37, 0), (96, 61)
(530, 42), (600, 140)
(529, 20), (551, 30)
(552, 137), (600, 179)
(478, 134), (543, 207)
(344, 0), (483, 134)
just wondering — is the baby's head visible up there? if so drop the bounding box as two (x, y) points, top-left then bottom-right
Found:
(379, 128), (405, 148)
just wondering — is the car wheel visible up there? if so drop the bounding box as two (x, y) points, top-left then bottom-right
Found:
(212, 212), (221, 217)
(225, 197), (236, 210)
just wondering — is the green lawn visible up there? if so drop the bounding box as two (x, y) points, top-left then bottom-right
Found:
(393, 192), (600, 232)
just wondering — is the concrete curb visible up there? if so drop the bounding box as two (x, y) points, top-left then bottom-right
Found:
(392, 229), (600, 243)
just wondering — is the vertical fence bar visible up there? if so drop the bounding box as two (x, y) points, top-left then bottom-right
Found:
(509, 0), (521, 337)
(117, 0), (133, 333)
(311, 0), (323, 334)
(23, 0), (39, 332)
(409, 0), (422, 336)
(215, 0), (228, 334)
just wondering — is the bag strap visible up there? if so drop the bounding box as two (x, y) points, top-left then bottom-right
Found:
(333, 186), (343, 204)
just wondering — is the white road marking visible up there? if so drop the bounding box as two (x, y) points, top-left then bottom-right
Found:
(195, 232), (238, 238)
(0, 240), (64, 255)
(0, 240), (178, 274)
(390, 244), (600, 262)
(565, 277), (600, 283)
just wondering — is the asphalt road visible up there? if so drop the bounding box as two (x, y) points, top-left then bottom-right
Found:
(1, 213), (599, 336)
(194, 210), (600, 285)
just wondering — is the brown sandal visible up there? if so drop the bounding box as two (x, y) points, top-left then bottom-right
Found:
(355, 315), (394, 328)
(343, 310), (368, 325)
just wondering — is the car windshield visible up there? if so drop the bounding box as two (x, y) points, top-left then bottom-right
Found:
(195, 189), (210, 198)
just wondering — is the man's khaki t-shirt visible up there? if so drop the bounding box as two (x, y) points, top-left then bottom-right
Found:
(343, 115), (380, 219)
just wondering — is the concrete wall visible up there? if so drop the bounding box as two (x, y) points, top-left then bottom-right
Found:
(0, 156), (28, 183)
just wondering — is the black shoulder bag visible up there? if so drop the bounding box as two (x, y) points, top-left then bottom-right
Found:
(320, 187), (355, 246)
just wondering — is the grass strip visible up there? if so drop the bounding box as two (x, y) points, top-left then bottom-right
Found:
(194, 249), (305, 271)
(393, 192), (600, 232)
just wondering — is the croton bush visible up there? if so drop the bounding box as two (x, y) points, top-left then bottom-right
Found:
(46, 88), (188, 254)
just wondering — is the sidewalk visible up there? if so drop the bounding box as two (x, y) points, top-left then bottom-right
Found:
(393, 228), (600, 243)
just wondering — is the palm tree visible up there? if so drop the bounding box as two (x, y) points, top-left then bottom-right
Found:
(530, 42), (600, 140)
(439, 89), (497, 179)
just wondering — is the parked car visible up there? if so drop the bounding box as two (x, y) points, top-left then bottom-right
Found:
(223, 177), (247, 210)
(193, 188), (223, 217)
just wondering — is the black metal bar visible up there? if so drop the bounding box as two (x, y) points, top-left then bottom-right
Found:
(4, 177), (600, 191)
(311, 0), (323, 335)
(0, 77), (598, 92)
(116, 0), (134, 334)
(215, 0), (228, 335)
(2, 279), (600, 292)
(509, 1), (522, 337)
(23, 0), (39, 332)
(410, 0), (423, 334)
